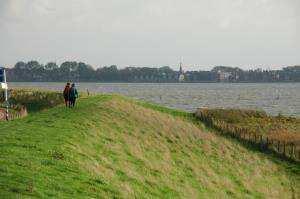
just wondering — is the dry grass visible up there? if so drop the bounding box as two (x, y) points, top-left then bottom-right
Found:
(0, 89), (64, 112)
(195, 108), (300, 161)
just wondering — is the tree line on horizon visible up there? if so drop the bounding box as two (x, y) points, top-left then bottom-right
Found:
(5, 61), (300, 82)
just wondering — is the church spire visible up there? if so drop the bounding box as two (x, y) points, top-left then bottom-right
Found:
(179, 61), (183, 74)
(178, 59), (185, 82)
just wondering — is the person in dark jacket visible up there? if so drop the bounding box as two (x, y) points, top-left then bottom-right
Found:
(69, 83), (78, 107)
(63, 82), (71, 107)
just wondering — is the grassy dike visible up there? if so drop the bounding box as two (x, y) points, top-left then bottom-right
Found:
(0, 95), (299, 198)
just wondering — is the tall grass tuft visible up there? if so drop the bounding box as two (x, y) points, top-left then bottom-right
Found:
(0, 89), (64, 112)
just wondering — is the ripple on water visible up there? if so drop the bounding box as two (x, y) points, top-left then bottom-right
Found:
(9, 82), (300, 117)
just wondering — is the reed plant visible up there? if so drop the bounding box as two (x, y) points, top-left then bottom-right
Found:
(0, 89), (63, 112)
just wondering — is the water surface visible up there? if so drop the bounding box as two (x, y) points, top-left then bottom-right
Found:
(9, 82), (300, 117)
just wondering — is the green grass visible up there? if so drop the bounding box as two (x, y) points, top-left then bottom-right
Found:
(0, 95), (299, 198)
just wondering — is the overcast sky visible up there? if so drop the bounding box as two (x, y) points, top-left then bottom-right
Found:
(0, 0), (299, 70)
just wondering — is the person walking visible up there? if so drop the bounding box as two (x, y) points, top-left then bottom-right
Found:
(63, 82), (71, 107)
(69, 83), (79, 107)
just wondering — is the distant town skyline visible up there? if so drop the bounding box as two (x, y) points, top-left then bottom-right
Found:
(1, 60), (296, 71)
(0, 0), (299, 69)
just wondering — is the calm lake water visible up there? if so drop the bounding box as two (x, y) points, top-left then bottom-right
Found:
(9, 82), (300, 117)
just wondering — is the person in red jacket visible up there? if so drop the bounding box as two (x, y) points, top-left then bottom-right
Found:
(63, 82), (71, 107)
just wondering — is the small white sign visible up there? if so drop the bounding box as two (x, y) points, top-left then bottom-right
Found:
(1, 83), (7, 89)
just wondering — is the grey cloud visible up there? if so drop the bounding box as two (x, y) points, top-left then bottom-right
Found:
(0, 0), (299, 69)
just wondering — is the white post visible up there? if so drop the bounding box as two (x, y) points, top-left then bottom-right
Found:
(3, 69), (8, 121)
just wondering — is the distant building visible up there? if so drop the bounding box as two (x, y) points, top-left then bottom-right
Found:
(217, 70), (232, 82)
(178, 62), (185, 82)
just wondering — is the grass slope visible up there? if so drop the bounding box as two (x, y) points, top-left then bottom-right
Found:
(0, 95), (299, 198)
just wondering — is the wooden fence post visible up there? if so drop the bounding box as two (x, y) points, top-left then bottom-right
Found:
(259, 135), (263, 150)
(242, 131), (244, 141)
(283, 141), (286, 156)
(290, 143), (294, 158)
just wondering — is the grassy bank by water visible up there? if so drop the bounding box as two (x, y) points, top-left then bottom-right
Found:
(0, 89), (63, 112)
(195, 108), (300, 161)
(0, 95), (299, 198)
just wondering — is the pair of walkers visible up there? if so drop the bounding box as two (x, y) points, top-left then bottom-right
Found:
(63, 83), (78, 107)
